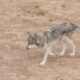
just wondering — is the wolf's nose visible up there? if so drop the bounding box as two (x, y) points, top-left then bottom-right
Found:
(26, 46), (29, 49)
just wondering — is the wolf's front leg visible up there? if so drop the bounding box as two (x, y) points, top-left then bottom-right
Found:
(40, 46), (51, 66)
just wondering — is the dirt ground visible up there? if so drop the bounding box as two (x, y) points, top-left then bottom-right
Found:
(0, 0), (80, 80)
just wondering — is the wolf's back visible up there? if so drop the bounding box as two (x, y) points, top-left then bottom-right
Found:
(50, 23), (80, 38)
(52, 23), (79, 32)
(43, 23), (80, 43)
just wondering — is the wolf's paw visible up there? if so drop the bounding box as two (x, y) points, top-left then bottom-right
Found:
(70, 53), (75, 56)
(49, 53), (54, 56)
(40, 61), (45, 66)
(59, 52), (64, 56)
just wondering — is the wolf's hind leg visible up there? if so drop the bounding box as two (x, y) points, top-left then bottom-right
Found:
(60, 44), (66, 56)
(65, 37), (76, 56)
(48, 47), (54, 56)
(70, 43), (76, 56)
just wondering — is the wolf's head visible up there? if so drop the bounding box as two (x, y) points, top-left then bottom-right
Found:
(26, 32), (43, 49)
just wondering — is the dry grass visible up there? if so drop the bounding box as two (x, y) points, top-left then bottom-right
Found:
(0, 0), (80, 80)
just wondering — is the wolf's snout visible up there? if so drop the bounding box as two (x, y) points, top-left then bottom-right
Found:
(26, 46), (29, 49)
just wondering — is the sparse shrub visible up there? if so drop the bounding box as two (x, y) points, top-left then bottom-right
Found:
(37, 10), (46, 16)
(27, 11), (31, 14)
(49, 19), (53, 22)
(35, 5), (40, 8)
(34, 4), (47, 16)
(62, 5), (66, 8)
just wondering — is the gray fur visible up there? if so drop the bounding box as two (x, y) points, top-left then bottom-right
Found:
(26, 23), (80, 65)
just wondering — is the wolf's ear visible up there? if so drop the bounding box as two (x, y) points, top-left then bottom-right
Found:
(34, 33), (37, 36)
(34, 34), (38, 39)
(27, 32), (32, 36)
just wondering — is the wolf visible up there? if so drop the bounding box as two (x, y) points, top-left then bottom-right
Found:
(26, 23), (80, 65)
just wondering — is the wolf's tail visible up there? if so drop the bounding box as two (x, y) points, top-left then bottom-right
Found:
(75, 26), (80, 33)
(64, 24), (80, 38)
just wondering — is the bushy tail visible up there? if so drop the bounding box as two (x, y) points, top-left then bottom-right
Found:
(75, 26), (80, 33)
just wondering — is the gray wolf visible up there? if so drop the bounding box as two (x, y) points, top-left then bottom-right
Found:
(26, 23), (80, 65)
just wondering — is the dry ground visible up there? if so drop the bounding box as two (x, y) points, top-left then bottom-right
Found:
(0, 0), (80, 80)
